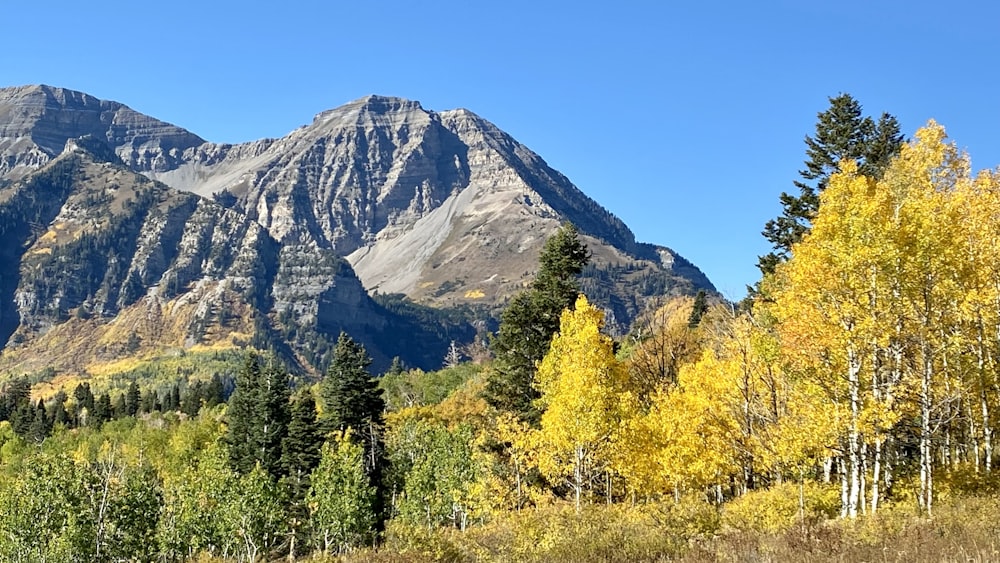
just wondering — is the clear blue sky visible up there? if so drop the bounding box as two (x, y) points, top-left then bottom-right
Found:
(5, 1), (1000, 299)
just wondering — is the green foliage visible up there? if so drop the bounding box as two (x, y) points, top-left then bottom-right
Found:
(320, 331), (386, 509)
(387, 416), (478, 530)
(380, 363), (483, 412)
(759, 93), (904, 275)
(225, 352), (291, 479)
(486, 223), (590, 422)
(307, 434), (378, 554)
(225, 464), (288, 562)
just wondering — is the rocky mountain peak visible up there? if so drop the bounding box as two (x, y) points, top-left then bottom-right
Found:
(0, 85), (205, 180)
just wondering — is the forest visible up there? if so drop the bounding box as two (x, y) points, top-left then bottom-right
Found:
(3, 96), (1000, 562)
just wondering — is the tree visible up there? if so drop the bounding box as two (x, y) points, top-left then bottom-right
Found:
(534, 295), (632, 511)
(281, 390), (323, 560)
(486, 223), (591, 421)
(758, 94), (903, 276)
(687, 290), (709, 328)
(226, 352), (291, 479)
(92, 393), (113, 426)
(307, 433), (378, 554)
(124, 381), (140, 417)
(73, 381), (95, 426)
(321, 332), (385, 473)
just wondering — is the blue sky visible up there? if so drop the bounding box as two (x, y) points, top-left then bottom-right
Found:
(5, 1), (1000, 299)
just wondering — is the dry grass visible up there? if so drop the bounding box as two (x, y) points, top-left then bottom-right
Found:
(328, 495), (1000, 563)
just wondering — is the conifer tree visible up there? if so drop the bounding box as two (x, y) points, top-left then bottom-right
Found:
(758, 94), (903, 276)
(0, 377), (31, 422)
(281, 390), (323, 559)
(486, 222), (590, 422)
(320, 333), (385, 467)
(320, 332), (386, 524)
(48, 391), (69, 427)
(92, 393), (112, 425)
(124, 381), (140, 417)
(72, 382), (95, 425)
(28, 400), (51, 443)
(227, 352), (291, 479)
(687, 290), (709, 328)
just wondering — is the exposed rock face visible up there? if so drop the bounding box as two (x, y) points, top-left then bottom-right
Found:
(0, 140), (459, 375)
(146, 94), (716, 324)
(0, 85), (204, 180)
(0, 86), (716, 377)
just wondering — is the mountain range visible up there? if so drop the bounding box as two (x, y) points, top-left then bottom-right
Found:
(0, 84), (713, 378)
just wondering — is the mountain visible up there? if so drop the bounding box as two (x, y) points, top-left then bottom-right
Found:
(142, 94), (713, 326)
(0, 85), (713, 380)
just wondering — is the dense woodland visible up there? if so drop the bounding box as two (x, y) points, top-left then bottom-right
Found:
(4, 96), (1000, 561)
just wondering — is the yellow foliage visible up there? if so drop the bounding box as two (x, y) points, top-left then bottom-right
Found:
(533, 295), (634, 507)
(721, 482), (840, 534)
(464, 289), (486, 299)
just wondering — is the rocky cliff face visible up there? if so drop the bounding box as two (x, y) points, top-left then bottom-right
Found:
(0, 85), (714, 377)
(0, 138), (466, 376)
(0, 85), (204, 181)
(144, 95), (715, 324)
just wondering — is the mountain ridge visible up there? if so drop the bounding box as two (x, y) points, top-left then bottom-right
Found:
(0, 84), (714, 380)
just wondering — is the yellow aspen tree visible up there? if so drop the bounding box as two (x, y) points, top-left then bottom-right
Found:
(883, 123), (967, 514)
(622, 296), (703, 405)
(632, 307), (788, 500)
(775, 122), (972, 517)
(534, 295), (634, 512)
(773, 158), (900, 518)
(953, 168), (1000, 472)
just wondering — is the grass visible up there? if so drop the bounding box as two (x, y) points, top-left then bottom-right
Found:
(328, 494), (1000, 563)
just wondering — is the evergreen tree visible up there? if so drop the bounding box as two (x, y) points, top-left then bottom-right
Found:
(321, 333), (384, 439)
(226, 353), (291, 479)
(92, 393), (112, 425)
(48, 391), (69, 427)
(72, 382), (95, 426)
(688, 290), (709, 328)
(281, 391), (323, 482)
(10, 401), (35, 437)
(758, 94), (904, 276)
(112, 394), (126, 419)
(280, 390), (323, 559)
(0, 377), (31, 422)
(320, 332), (386, 525)
(28, 400), (51, 443)
(181, 381), (203, 417)
(139, 389), (157, 413)
(204, 373), (226, 407)
(485, 222), (591, 422)
(124, 381), (140, 417)
(168, 385), (181, 412)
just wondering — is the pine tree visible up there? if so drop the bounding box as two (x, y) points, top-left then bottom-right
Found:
(758, 94), (904, 276)
(0, 377), (31, 422)
(112, 394), (126, 419)
(280, 390), (323, 559)
(92, 393), (112, 425)
(486, 222), (591, 422)
(181, 381), (204, 417)
(320, 332), (386, 525)
(281, 391), (323, 483)
(48, 390), (69, 427)
(72, 382), (95, 426)
(204, 373), (226, 407)
(226, 353), (291, 479)
(28, 400), (52, 443)
(321, 333), (384, 463)
(124, 381), (140, 417)
(687, 290), (709, 328)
